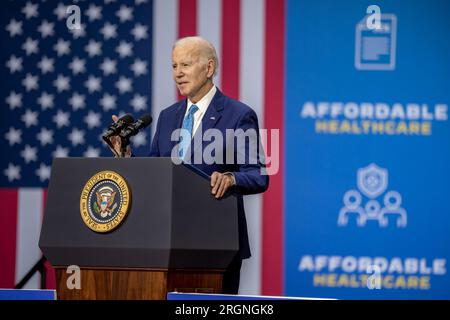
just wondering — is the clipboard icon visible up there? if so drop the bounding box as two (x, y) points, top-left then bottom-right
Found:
(355, 14), (397, 71)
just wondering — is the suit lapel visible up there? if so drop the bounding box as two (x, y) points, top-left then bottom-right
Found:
(170, 99), (187, 151)
(175, 99), (188, 129)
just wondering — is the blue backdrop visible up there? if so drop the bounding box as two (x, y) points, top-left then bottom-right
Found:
(285, 0), (450, 299)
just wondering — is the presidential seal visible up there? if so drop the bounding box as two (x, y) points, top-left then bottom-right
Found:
(80, 171), (131, 233)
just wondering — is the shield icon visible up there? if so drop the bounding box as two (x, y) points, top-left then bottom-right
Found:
(357, 163), (388, 199)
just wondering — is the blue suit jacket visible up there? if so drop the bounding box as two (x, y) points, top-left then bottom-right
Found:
(149, 89), (269, 259)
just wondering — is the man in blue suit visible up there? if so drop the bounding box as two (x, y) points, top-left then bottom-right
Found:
(110, 36), (268, 294)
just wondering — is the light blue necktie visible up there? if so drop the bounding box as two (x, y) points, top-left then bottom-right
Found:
(178, 104), (199, 159)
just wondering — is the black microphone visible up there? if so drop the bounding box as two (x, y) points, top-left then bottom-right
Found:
(120, 114), (152, 139)
(102, 113), (135, 139)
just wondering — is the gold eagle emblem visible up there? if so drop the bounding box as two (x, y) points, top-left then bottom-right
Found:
(95, 186), (117, 218)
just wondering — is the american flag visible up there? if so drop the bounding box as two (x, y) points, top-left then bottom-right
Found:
(0, 0), (284, 296)
(0, 0), (153, 290)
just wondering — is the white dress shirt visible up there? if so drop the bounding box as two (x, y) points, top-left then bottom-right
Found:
(186, 85), (217, 136)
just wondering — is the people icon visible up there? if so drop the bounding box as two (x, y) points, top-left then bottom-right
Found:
(338, 190), (366, 226)
(338, 164), (407, 228)
(379, 191), (407, 227)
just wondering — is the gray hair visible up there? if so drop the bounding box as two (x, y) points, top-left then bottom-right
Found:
(173, 36), (219, 77)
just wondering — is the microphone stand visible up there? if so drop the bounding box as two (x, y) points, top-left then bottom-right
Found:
(15, 256), (48, 289)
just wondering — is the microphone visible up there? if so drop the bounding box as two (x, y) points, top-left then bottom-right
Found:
(102, 113), (135, 139)
(120, 114), (152, 139)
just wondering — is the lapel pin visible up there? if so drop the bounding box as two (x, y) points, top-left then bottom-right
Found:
(210, 116), (216, 120)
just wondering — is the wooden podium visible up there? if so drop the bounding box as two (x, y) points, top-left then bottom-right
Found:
(39, 158), (239, 300)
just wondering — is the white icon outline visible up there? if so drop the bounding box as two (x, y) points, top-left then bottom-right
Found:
(338, 163), (407, 228)
(355, 14), (397, 71)
(357, 163), (388, 199)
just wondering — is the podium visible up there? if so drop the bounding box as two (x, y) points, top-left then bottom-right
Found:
(39, 157), (239, 300)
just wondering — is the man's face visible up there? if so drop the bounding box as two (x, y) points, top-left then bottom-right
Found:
(172, 45), (211, 99)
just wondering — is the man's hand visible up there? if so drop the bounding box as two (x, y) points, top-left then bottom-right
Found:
(107, 115), (132, 158)
(211, 172), (235, 199)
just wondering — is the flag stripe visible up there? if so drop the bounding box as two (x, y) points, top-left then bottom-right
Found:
(220, 0), (241, 100)
(240, 0), (265, 124)
(177, 0), (198, 101)
(238, 0), (266, 295)
(152, 0), (178, 138)
(178, 0), (198, 38)
(15, 189), (43, 289)
(198, 0), (222, 89)
(42, 189), (56, 289)
(0, 189), (18, 288)
(262, 0), (285, 295)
